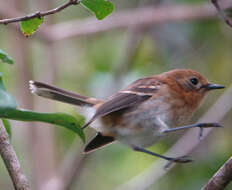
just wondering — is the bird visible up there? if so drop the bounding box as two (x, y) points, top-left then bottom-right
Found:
(29, 69), (224, 164)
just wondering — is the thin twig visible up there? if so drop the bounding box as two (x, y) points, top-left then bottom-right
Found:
(202, 156), (232, 190)
(0, 121), (31, 190)
(211, 0), (232, 27)
(0, 0), (80, 25)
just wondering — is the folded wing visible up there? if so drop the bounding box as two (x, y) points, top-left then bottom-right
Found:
(82, 77), (161, 129)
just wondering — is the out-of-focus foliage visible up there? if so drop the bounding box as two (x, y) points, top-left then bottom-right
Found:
(0, 89), (17, 109)
(0, 72), (13, 138)
(0, 49), (14, 64)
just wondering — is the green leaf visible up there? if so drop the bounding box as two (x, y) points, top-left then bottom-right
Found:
(20, 17), (44, 37)
(0, 75), (85, 142)
(81, 0), (114, 20)
(2, 119), (12, 139)
(0, 108), (85, 142)
(0, 49), (14, 64)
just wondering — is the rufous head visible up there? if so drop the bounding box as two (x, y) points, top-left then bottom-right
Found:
(159, 69), (225, 109)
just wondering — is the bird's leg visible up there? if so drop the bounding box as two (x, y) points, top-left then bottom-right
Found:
(162, 122), (222, 139)
(162, 123), (222, 133)
(132, 146), (192, 164)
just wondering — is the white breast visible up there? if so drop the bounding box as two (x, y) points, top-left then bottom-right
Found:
(113, 99), (172, 148)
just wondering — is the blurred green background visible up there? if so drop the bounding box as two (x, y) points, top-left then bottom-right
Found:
(0, 0), (232, 190)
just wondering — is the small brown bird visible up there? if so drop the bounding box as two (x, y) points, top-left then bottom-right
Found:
(29, 69), (224, 164)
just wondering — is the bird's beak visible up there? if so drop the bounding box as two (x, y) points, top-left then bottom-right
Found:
(203, 83), (225, 90)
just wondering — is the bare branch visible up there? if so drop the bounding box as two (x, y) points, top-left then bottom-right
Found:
(202, 156), (232, 190)
(0, 0), (80, 25)
(0, 121), (30, 190)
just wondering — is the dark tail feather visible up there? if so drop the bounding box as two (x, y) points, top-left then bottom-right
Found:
(29, 81), (102, 107)
(84, 132), (115, 153)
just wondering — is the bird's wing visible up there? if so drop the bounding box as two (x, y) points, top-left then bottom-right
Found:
(82, 77), (162, 129)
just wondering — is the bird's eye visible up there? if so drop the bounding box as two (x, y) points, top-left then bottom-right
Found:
(190, 77), (199, 85)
